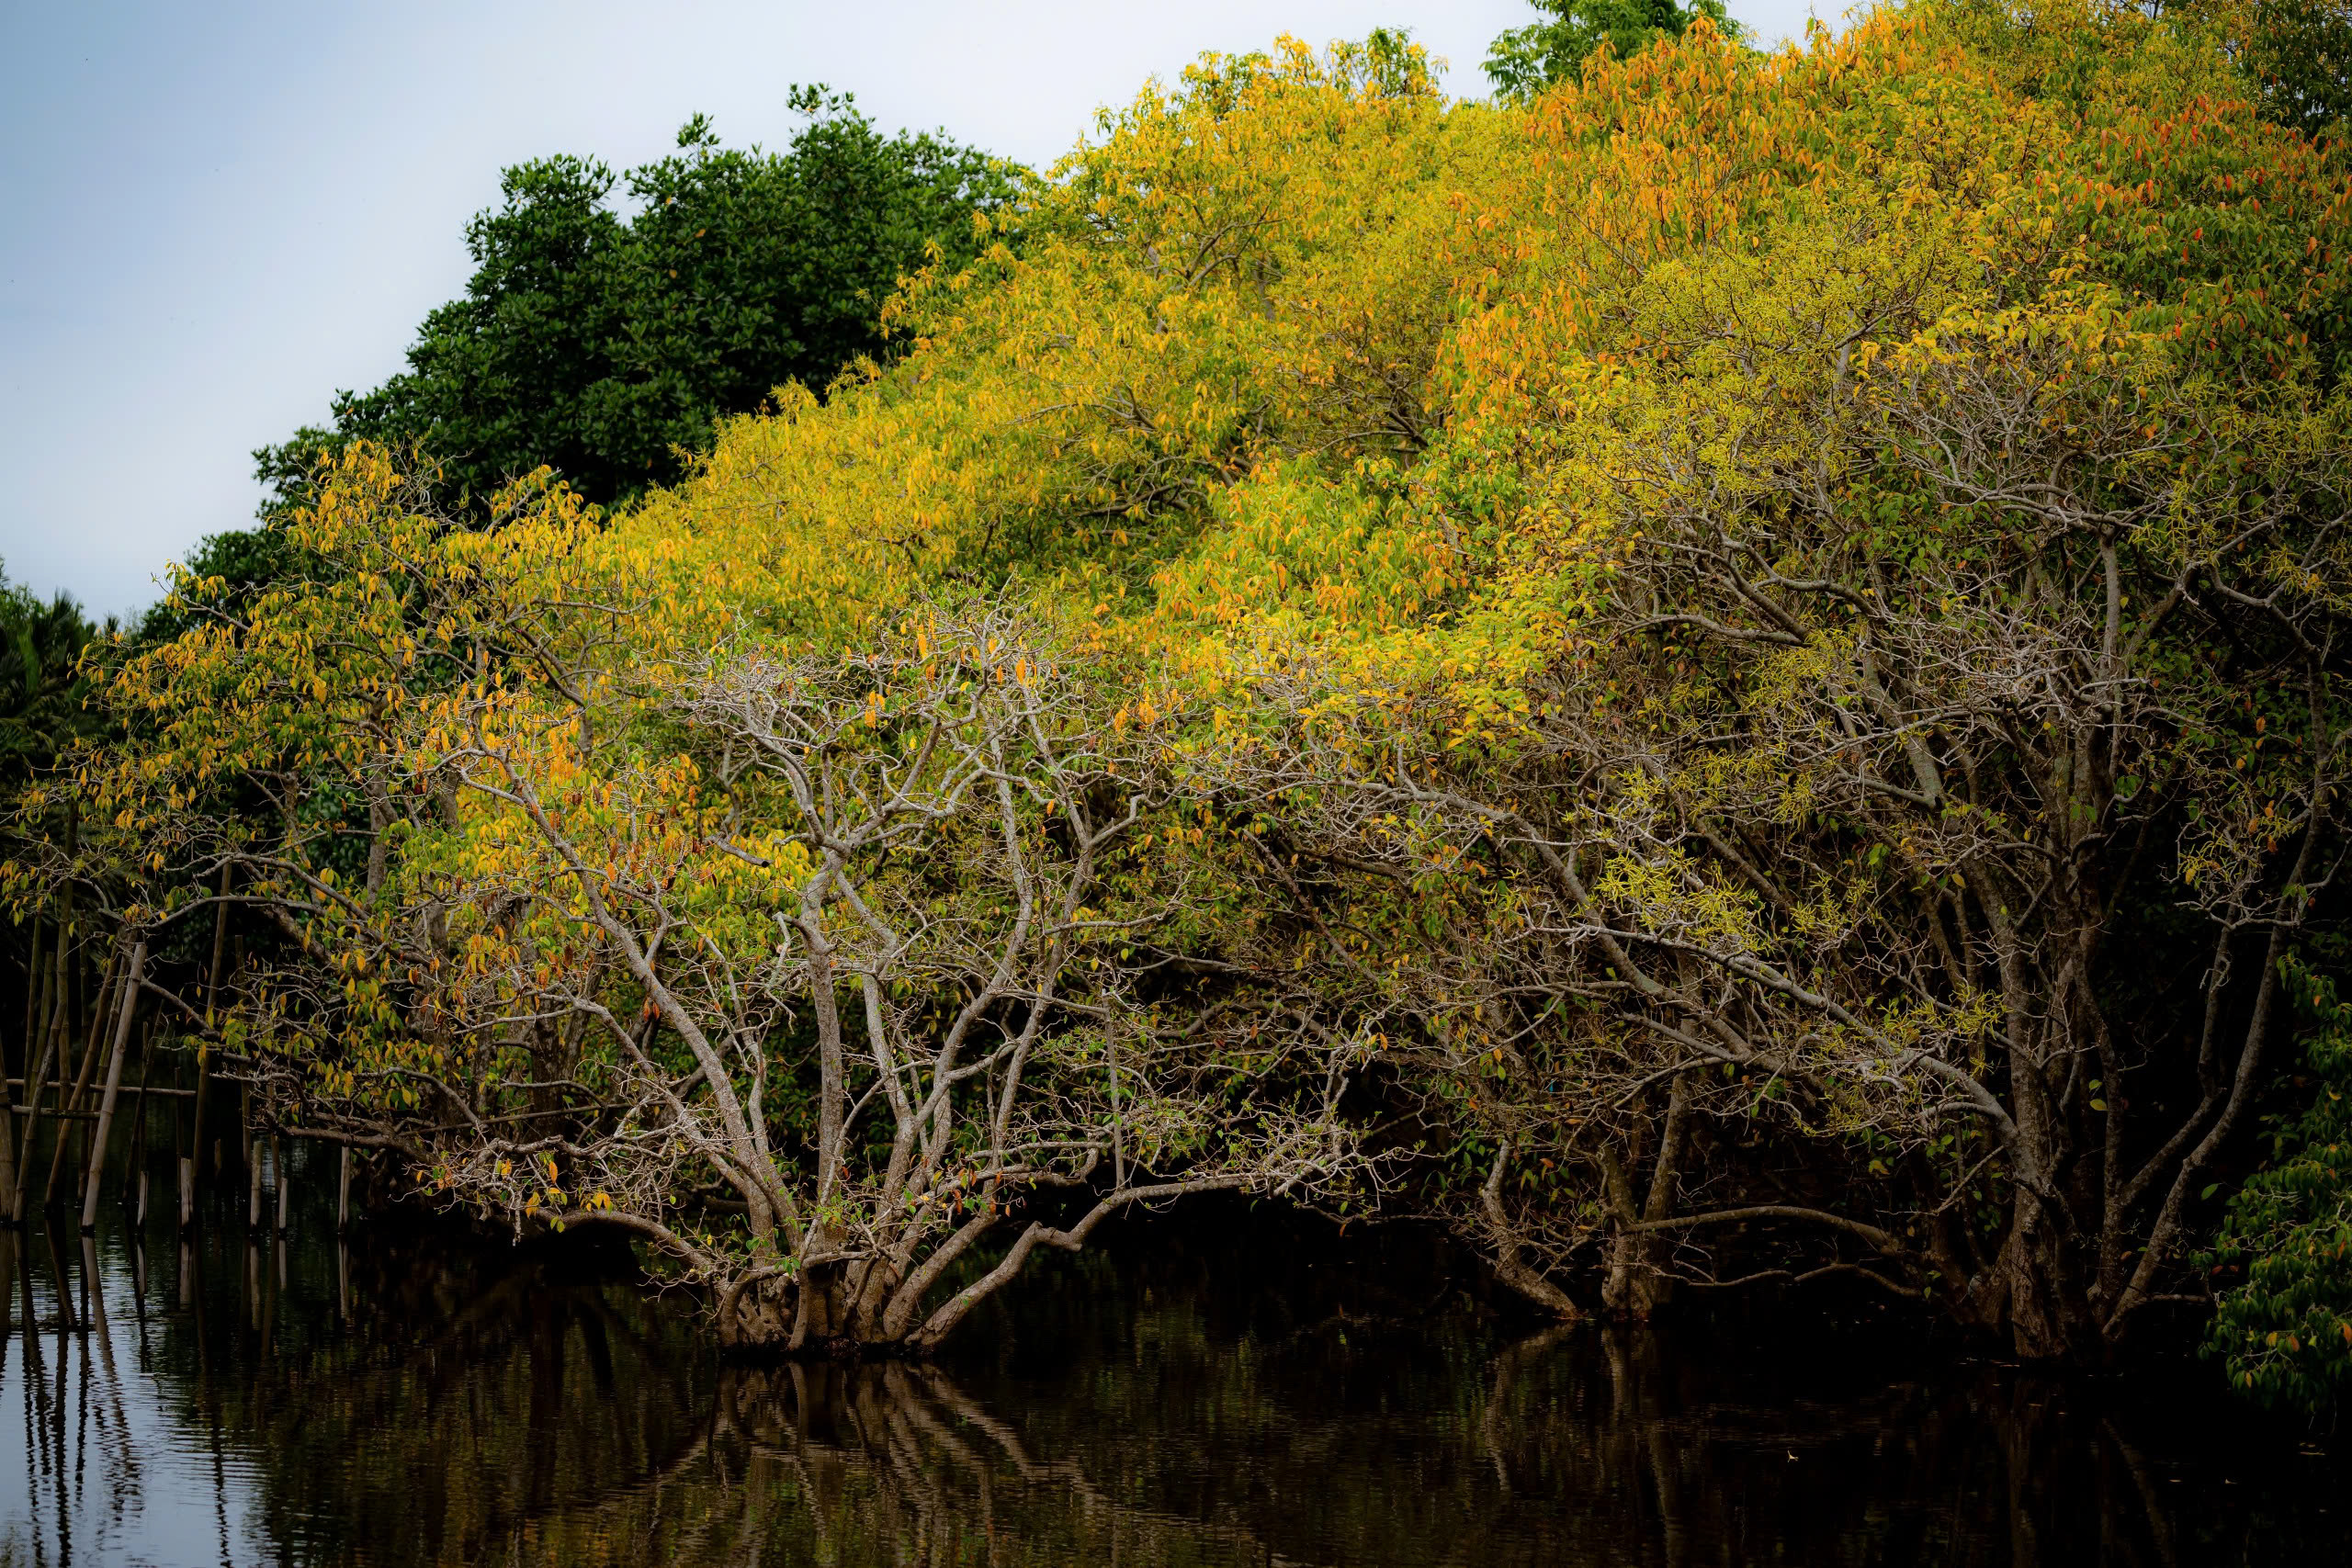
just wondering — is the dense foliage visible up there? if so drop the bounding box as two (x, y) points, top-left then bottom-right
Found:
(0, 571), (106, 788)
(15, 1), (2352, 1383)
(254, 93), (1018, 517)
(1485, 0), (1742, 96)
(2204, 954), (2352, 1408)
(2216, 0), (2352, 136)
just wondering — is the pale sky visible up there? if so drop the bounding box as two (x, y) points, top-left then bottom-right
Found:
(0, 0), (1818, 617)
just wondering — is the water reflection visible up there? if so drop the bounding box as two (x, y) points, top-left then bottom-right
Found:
(1, 1163), (2346, 1566)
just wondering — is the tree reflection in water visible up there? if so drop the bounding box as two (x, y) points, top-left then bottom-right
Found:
(2, 1190), (2348, 1566)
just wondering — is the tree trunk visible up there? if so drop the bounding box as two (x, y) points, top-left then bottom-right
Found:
(1601, 1072), (1692, 1321)
(1951, 1188), (2099, 1359)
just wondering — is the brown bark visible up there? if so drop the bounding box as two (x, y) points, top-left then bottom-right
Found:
(1601, 1072), (1692, 1320)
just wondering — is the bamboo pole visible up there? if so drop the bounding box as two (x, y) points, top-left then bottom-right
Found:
(45, 946), (123, 1206)
(0, 1078), (14, 1225)
(273, 1137), (288, 1235)
(130, 1021), (154, 1225)
(246, 1141), (263, 1230)
(81, 942), (143, 1233)
(0, 917), (30, 1220)
(337, 1145), (352, 1232)
(190, 1060), (212, 1183)
(18, 916), (38, 1066)
(10, 938), (67, 1224)
(2, 1079), (191, 1098)
(172, 1045), (192, 1232)
(192, 862), (231, 1188)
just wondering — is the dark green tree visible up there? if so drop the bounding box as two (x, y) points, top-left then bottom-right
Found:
(2235, 0), (2352, 137)
(1484, 0), (1743, 97)
(0, 570), (107, 788)
(2204, 953), (2352, 1412)
(257, 91), (1018, 517)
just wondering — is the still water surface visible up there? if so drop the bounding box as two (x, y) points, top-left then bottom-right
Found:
(2, 1148), (2347, 1566)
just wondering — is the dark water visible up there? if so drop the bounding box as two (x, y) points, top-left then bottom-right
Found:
(3, 1145), (2348, 1566)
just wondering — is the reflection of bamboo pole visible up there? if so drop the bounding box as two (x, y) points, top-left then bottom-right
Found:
(82, 1233), (111, 1366)
(19, 1227), (39, 1349)
(263, 1235), (280, 1354)
(43, 1224), (73, 1334)
(19, 1226), (52, 1511)
(81, 942), (145, 1232)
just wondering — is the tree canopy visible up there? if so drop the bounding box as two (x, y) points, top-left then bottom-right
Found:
(254, 92), (1020, 517)
(0, 568), (106, 790)
(1485, 0), (1743, 96)
(17, 1), (2352, 1391)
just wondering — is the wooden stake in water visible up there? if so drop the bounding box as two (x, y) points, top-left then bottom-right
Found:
(178, 1156), (195, 1231)
(190, 861), (232, 1191)
(247, 1141), (263, 1231)
(130, 1020), (154, 1224)
(337, 1144), (352, 1232)
(274, 1137), (289, 1235)
(80, 941), (144, 1234)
